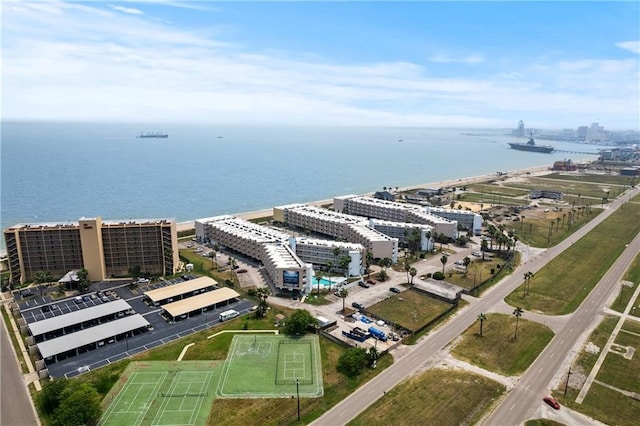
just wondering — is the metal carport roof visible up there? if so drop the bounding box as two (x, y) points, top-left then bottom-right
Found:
(37, 314), (150, 359)
(143, 276), (218, 303)
(162, 287), (240, 318)
(28, 299), (132, 337)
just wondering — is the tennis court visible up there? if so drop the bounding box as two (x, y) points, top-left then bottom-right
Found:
(216, 334), (324, 398)
(99, 361), (220, 426)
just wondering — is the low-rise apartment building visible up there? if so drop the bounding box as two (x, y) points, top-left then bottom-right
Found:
(425, 207), (483, 235)
(290, 238), (364, 277)
(369, 219), (434, 251)
(4, 217), (178, 284)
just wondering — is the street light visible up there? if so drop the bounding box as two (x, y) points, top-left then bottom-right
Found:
(296, 379), (300, 421)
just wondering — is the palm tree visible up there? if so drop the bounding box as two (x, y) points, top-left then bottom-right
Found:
(403, 260), (411, 283)
(513, 307), (524, 340)
(365, 251), (374, 278)
(314, 270), (324, 295)
(477, 313), (487, 336)
(480, 239), (488, 261)
(339, 255), (351, 284)
(440, 255), (448, 274)
(255, 287), (271, 317)
(523, 271), (534, 296)
(409, 267), (417, 285)
(339, 287), (349, 314)
(463, 256), (471, 276)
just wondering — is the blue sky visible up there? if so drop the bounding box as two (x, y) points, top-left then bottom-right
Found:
(2, 1), (639, 129)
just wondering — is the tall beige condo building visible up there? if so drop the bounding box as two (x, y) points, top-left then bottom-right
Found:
(4, 217), (179, 284)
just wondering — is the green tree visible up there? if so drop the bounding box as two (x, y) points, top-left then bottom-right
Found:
(128, 265), (141, 281)
(51, 383), (102, 426)
(523, 271), (534, 297)
(440, 255), (448, 274)
(285, 309), (317, 335)
(314, 270), (324, 295)
(336, 347), (369, 377)
(513, 307), (524, 340)
(339, 255), (351, 282)
(38, 378), (69, 415)
(409, 267), (417, 285)
(339, 287), (349, 314)
(463, 256), (471, 276)
(365, 251), (374, 278)
(480, 239), (488, 261)
(77, 268), (90, 292)
(477, 313), (487, 336)
(255, 287), (271, 318)
(403, 260), (411, 283)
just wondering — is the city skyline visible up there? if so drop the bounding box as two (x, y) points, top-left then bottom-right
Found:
(2, 1), (639, 129)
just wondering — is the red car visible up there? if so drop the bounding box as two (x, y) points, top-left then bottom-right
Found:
(543, 396), (560, 410)
(366, 279), (377, 285)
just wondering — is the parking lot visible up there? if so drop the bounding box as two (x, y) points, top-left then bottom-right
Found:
(14, 276), (254, 379)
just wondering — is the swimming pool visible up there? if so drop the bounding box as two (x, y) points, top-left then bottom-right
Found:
(311, 276), (347, 288)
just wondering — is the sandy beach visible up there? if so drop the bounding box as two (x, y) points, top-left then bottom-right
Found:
(176, 164), (552, 233)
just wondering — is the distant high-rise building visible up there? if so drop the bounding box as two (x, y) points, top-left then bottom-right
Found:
(512, 120), (525, 137)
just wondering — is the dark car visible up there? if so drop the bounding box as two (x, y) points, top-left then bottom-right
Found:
(41, 305), (51, 312)
(20, 289), (34, 297)
(358, 281), (370, 288)
(543, 396), (560, 410)
(366, 279), (377, 285)
(390, 287), (401, 294)
(351, 302), (365, 311)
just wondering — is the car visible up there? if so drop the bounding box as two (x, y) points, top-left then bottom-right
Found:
(351, 302), (365, 311)
(74, 296), (83, 304)
(333, 291), (341, 297)
(543, 396), (560, 410)
(454, 260), (464, 266)
(82, 295), (91, 302)
(390, 287), (401, 294)
(366, 279), (377, 285)
(358, 281), (370, 288)
(237, 269), (248, 273)
(136, 278), (150, 284)
(101, 296), (109, 303)
(51, 304), (59, 310)
(472, 251), (482, 257)
(20, 289), (34, 297)
(96, 291), (104, 297)
(41, 305), (51, 312)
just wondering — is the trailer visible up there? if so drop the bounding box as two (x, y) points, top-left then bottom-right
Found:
(368, 326), (387, 342)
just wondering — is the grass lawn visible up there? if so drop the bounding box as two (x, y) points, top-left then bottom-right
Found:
(74, 306), (394, 426)
(572, 316), (617, 375)
(367, 289), (453, 332)
(594, 321), (640, 394)
(542, 172), (635, 186)
(610, 253), (640, 313)
(524, 420), (566, 426)
(457, 192), (524, 206)
(505, 202), (640, 315)
(443, 257), (513, 291)
(515, 207), (601, 248)
(467, 183), (530, 198)
(558, 383), (640, 426)
(450, 313), (554, 376)
(348, 369), (504, 426)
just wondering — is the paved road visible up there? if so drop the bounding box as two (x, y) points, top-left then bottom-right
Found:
(484, 198), (640, 425)
(312, 187), (639, 425)
(1, 316), (40, 426)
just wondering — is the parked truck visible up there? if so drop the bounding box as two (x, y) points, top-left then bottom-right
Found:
(368, 326), (387, 342)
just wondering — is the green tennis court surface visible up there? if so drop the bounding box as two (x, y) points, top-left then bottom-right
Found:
(217, 334), (323, 398)
(99, 361), (220, 426)
(100, 335), (323, 426)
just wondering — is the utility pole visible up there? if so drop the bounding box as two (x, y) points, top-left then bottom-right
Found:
(296, 379), (300, 421)
(564, 367), (572, 396)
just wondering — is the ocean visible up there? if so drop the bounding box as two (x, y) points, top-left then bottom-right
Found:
(1, 122), (600, 246)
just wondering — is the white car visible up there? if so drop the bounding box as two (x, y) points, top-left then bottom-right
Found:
(472, 251), (482, 257)
(454, 260), (464, 265)
(136, 278), (150, 284)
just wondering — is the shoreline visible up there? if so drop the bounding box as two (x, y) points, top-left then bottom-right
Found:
(176, 164), (552, 233)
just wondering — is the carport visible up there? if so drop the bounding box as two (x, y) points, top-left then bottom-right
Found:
(27, 299), (132, 343)
(143, 276), (218, 306)
(37, 314), (150, 363)
(162, 287), (240, 321)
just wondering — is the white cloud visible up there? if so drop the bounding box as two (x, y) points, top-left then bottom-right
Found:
(616, 41), (640, 55)
(110, 4), (145, 15)
(2, 1), (638, 129)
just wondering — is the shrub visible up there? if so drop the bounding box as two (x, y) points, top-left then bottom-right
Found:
(432, 271), (445, 280)
(490, 268), (496, 275)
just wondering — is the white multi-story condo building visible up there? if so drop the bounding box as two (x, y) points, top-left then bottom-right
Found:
(369, 219), (434, 251)
(273, 204), (398, 262)
(425, 207), (483, 235)
(262, 243), (313, 294)
(290, 237), (364, 277)
(334, 195), (459, 239)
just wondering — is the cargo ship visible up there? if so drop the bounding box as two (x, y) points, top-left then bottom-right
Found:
(137, 132), (168, 138)
(508, 132), (553, 153)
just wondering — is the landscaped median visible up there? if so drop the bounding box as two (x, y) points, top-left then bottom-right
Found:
(505, 201), (640, 315)
(450, 313), (554, 376)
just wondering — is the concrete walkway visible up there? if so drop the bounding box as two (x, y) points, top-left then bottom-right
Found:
(575, 280), (640, 403)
